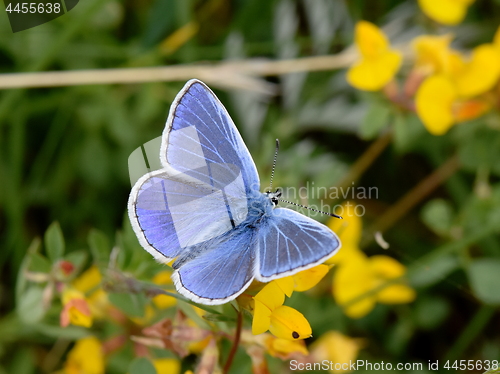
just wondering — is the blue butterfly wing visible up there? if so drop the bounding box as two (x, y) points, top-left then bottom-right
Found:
(129, 79), (258, 263)
(256, 208), (341, 281)
(129, 169), (248, 261)
(161, 79), (260, 194)
(171, 227), (256, 305)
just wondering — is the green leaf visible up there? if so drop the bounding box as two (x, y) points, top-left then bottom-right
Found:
(410, 255), (459, 287)
(16, 238), (41, 306)
(33, 323), (89, 340)
(202, 312), (236, 323)
(457, 124), (500, 176)
(7, 347), (35, 374)
(44, 222), (65, 262)
(17, 287), (45, 324)
(420, 199), (454, 236)
(360, 102), (391, 140)
(108, 292), (148, 318)
(393, 113), (426, 153)
(88, 229), (111, 265)
(414, 296), (450, 330)
(467, 259), (500, 305)
(28, 253), (51, 274)
(129, 357), (157, 374)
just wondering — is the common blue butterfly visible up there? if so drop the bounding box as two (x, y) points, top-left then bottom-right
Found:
(128, 79), (341, 305)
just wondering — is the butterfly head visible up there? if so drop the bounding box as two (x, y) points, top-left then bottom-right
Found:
(265, 188), (282, 207)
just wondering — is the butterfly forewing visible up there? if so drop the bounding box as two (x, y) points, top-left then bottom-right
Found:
(162, 80), (260, 194)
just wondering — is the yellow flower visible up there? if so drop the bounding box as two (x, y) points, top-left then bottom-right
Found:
(412, 34), (454, 75)
(326, 201), (362, 265)
(152, 358), (181, 374)
(291, 264), (330, 292)
(73, 266), (109, 319)
(418, 0), (475, 25)
(271, 264), (330, 297)
(415, 75), (457, 135)
(415, 74), (491, 135)
(63, 336), (104, 374)
(252, 281), (312, 340)
(311, 331), (364, 373)
(60, 288), (93, 328)
(347, 21), (402, 91)
(333, 252), (415, 319)
(263, 335), (309, 357)
(152, 270), (176, 309)
(452, 44), (500, 98)
(250, 265), (329, 339)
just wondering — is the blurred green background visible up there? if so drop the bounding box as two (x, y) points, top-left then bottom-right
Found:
(1, 0), (500, 373)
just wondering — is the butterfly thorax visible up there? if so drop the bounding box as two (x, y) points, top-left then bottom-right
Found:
(243, 191), (279, 228)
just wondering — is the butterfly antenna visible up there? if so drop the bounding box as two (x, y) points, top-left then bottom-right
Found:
(269, 139), (280, 191)
(278, 198), (343, 219)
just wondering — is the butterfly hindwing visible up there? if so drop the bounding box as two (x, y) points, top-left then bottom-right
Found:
(256, 208), (341, 281)
(172, 227), (256, 304)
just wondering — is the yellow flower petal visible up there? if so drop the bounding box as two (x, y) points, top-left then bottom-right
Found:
(152, 270), (173, 285)
(418, 0), (474, 25)
(377, 284), (416, 304)
(153, 358), (181, 374)
(412, 34), (454, 75)
(347, 51), (402, 91)
(72, 266), (102, 293)
(369, 255), (415, 304)
(454, 44), (500, 97)
(333, 251), (377, 319)
(252, 281), (287, 335)
(327, 201), (362, 246)
(61, 288), (93, 328)
(292, 264), (329, 292)
(326, 201), (362, 265)
(252, 299), (272, 335)
(415, 75), (457, 135)
(369, 255), (406, 278)
(152, 271), (176, 309)
(63, 336), (104, 374)
(355, 21), (389, 58)
(265, 335), (309, 357)
(274, 277), (295, 297)
(311, 331), (364, 373)
(269, 305), (312, 340)
(153, 294), (177, 309)
(347, 21), (401, 91)
(254, 281), (286, 311)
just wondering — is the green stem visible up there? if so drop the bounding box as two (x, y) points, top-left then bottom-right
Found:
(445, 305), (496, 361)
(363, 154), (460, 246)
(331, 131), (392, 204)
